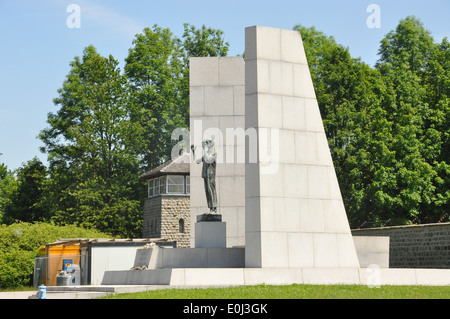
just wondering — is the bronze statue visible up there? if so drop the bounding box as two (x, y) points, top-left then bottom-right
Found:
(192, 140), (217, 213)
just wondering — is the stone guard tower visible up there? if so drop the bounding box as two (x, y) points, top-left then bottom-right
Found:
(140, 153), (191, 247)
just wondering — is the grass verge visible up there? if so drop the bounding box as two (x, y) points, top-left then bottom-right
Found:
(101, 284), (450, 299)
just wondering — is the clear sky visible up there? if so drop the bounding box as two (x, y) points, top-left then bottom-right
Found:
(0, 0), (449, 171)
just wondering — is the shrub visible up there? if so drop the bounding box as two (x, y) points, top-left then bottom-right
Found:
(0, 222), (111, 289)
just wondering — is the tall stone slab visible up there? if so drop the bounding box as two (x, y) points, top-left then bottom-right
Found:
(244, 26), (360, 268)
(189, 57), (246, 247)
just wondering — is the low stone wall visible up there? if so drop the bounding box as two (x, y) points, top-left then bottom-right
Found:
(352, 236), (389, 268)
(352, 223), (450, 269)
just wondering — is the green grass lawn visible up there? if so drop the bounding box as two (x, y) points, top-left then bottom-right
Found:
(101, 284), (450, 299)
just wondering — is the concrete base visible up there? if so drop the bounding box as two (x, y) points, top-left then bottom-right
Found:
(102, 267), (450, 286)
(195, 221), (226, 248)
(353, 236), (390, 268)
(134, 247), (245, 269)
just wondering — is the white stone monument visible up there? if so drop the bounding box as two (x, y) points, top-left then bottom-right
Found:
(244, 25), (360, 269)
(189, 57), (246, 247)
(102, 26), (450, 287)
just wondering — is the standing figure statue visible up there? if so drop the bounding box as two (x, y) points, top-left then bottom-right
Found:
(192, 140), (217, 213)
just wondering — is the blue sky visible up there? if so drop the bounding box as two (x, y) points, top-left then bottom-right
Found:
(0, 0), (449, 171)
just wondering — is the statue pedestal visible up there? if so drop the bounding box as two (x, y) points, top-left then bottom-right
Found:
(195, 214), (226, 248)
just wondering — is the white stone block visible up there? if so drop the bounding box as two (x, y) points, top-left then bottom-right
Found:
(256, 59), (271, 93)
(415, 269), (450, 286)
(304, 98), (324, 132)
(323, 200), (351, 233)
(288, 232), (314, 267)
(283, 198), (301, 232)
(299, 199), (324, 233)
(233, 86), (246, 116)
(328, 167), (343, 200)
(245, 196), (261, 233)
(282, 96), (306, 131)
(205, 86), (234, 116)
(219, 176), (243, 207)
(244, 25), (359, 270)
(190, 86), (205, 116)
(244, 26), (257, 61)
(245, 59), (258, 95)
(272, 197), (288, 231)
(279, 130), (295, 163)
(313, 233), (339, 267)
(269, 61), (283, 95)
(255, 26), (281, 61)
(295, 132), (317, 165)
(293, 64), (316, 98)
(195, 221), (226, 248)
(245, 231), (262, 267)
(281, 29), (308, 64)
(281, 62), (294, 96)
(302, 268), (360, 285)
(244, 268), (303, 285)
(190, 57), (219, 86)
(184, 268), (245, 286)
(201, 115), (220, 131)
(257, 94), (283, 128)
(337, 234), (360, 268)
(245, 93), (259, 129)
(284, 164), (307, 198)
(219, 57), (245, 86)
(245, 163), (260, 198)
(259, 197), (275, 232)
(259, 165), (284, 197)
(316, 133), (333, 166)
(307, 166), (330, 199)
(260, 231), (289, 267)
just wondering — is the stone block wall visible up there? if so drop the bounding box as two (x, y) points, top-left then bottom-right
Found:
(189, 56), (246, 248)
(244, 26), (360, 268)
(143, 195), (190, 247)
(352, 223), (450, 269)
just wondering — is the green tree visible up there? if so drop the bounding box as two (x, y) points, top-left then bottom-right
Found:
(0, 155), (18, 223)
(376, 16), (449, 224)
(125, 24), (230, 171)
(2, 157), (48, 224)
(125, 25), (187, 170)
(296, 17), (449, 227)
(39, 46), (143, 237)
(182, 23), (229, 58)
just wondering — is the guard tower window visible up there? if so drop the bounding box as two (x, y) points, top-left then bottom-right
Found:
(148, 175), (190, 197)
(179, 218), (185, 233)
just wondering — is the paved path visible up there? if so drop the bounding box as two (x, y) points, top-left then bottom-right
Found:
(0, 285), (173, 299)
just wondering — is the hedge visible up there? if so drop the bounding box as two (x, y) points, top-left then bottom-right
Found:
(0, 222), (111, 289)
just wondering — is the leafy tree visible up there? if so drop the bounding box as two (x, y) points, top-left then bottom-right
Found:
(125, 24), (230, 171)
(39, 46), (143, 237)
(0, 222), (111, 288)
(376, 16), (450, 224)
(0, 155), (18, 222)
(38, 24), (230, 237)
(2, 157), (48, 224)
(125, 25), (187, 170)
(296, 17), (449, 227)
(182, 23), (229, 58)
